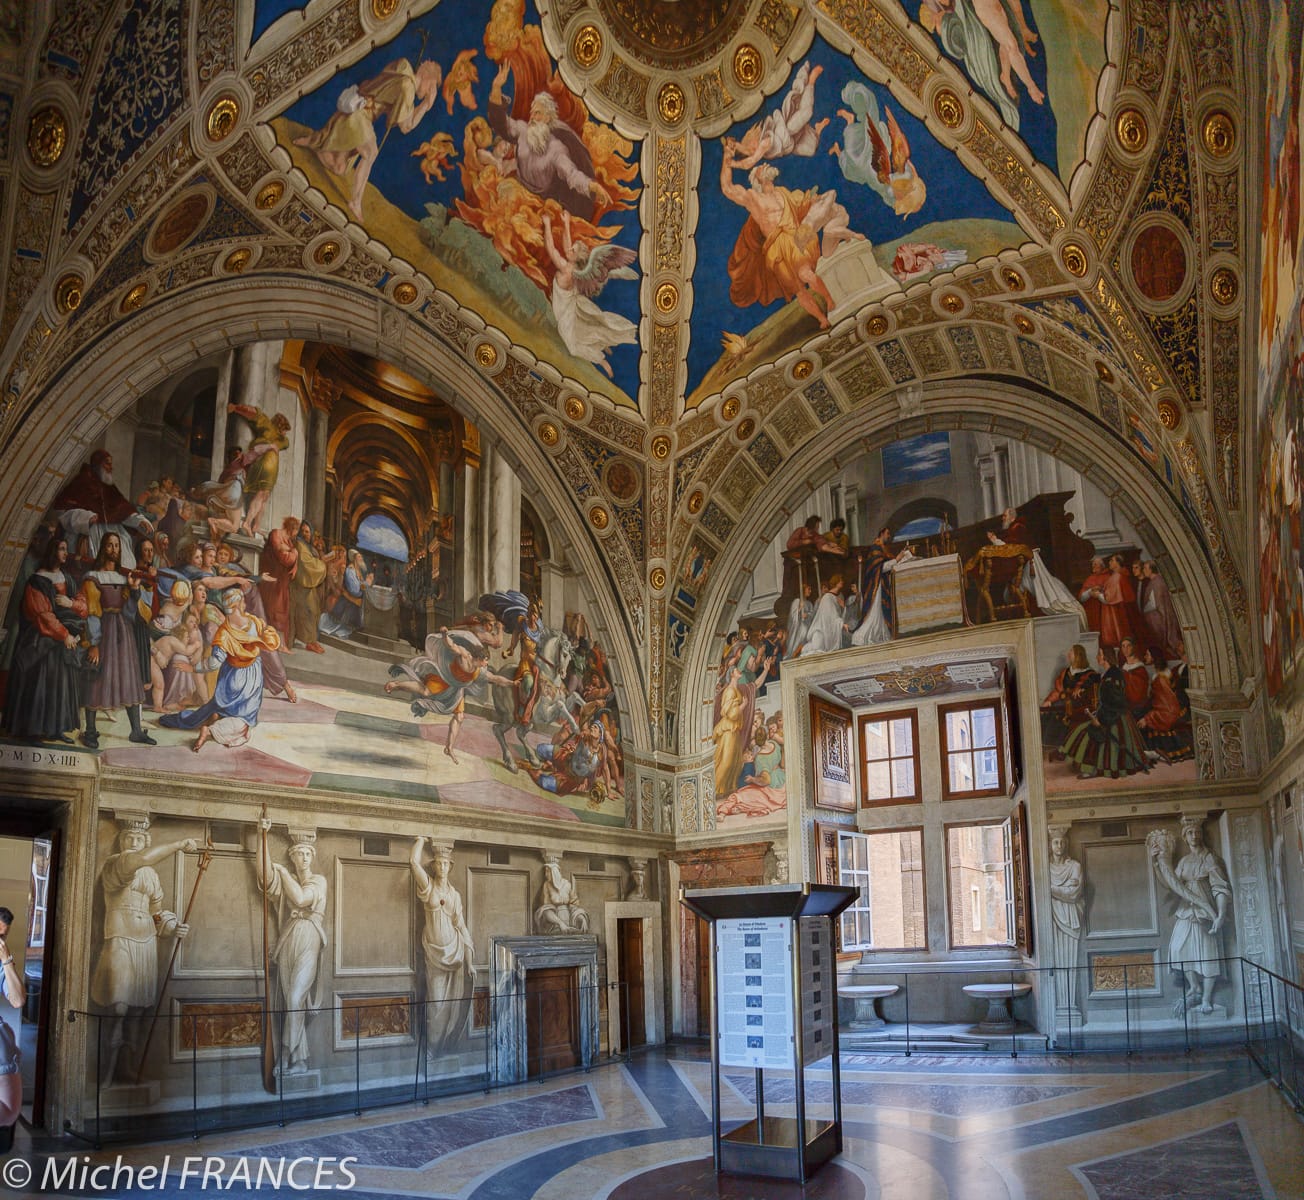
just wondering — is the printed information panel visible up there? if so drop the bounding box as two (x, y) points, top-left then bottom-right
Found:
(799, 916), (834, 1066)
(716, 917), (793, 1069)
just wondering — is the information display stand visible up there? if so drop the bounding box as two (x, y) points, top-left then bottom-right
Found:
(681, 884), (857, 1183)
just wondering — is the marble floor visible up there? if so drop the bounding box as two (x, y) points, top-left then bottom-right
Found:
(16, 1043), (1304, 1199)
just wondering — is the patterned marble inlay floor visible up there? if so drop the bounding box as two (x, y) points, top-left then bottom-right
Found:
(254, 1084), (598, 1168)
(725, 1073), (1087, 1116)
(1072, 1119), (1277, 1200)
(26, 1044), (1304, 1199)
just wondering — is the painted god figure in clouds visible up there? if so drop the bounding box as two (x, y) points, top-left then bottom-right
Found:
(278, 0), (642, 402)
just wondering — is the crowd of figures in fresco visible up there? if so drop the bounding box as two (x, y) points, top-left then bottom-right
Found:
(1259, 0), (1304, 703)
(1040, 554), (1193, 781)
(0, 425), (625, 812)
(710, 495), (1195, 818)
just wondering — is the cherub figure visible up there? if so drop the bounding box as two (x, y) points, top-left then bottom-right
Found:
(441, 49), (479, 115)
(830, 81), (926, 216)
(542, 210), (638, 376)
(730, 61), (830, 169)
(412, 131), (458, 183)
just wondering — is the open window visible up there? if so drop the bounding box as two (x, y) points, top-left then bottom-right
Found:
(945, 820), (1015, 948)
(836, 829), (926, 952)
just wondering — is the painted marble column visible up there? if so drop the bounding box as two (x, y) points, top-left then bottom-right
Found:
(453, 456), (480, 614)
(302, 404), (329, 534)
(485, 445), (520, 595)
(209, 349), (234, 479)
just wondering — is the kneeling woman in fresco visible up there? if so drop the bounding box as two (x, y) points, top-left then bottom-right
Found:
(1056, 646), (1151, 779)
(159, 585), (280, 751)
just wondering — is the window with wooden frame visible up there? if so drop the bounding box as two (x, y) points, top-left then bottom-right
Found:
(858, 709), (921, 806)
(834, 828), (927, 952)
(939, 699), (1006, 799)
(944, 820), (1014, 949)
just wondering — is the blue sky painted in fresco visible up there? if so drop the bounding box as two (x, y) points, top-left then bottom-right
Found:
(249, 1), (304, 47)
(279, 1), (644, 400)
(357, 512), (410, 562)
(690, 30), (1056, 393)
(882, 432), (952, 488)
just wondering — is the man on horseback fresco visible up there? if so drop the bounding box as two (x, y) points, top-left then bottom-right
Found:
(508, 599), (546, 725)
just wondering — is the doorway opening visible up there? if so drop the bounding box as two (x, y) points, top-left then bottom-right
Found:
(0, 823), (59, 1130)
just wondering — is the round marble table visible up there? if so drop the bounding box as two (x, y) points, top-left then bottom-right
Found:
(962, 982), (1032, 1033)
(839, 983), (900, 1030)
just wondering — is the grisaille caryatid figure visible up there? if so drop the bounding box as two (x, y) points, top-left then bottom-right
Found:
(91, 819), (197, 1084)
(256, 821), (328, 1074)
(625, 858), (649, 901)
(1047, 824), (1085, 1009)
(410, 837), (475, 1060)
(534, 852), (590, 934)
(1148, 816), (1231, 1014)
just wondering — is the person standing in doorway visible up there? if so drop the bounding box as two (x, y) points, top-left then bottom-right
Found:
(0, 906), (26, 1133)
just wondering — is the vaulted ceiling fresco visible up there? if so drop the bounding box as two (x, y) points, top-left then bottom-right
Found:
(0, 0), (1272, 781)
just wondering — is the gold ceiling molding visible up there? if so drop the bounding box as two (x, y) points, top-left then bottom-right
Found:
(203, 95), (240, 143)
(542, 0), (815, 137)
(26, 105), (68, 168)
(119, 282), (149, 314)
(1114, 107), (1149, 154)
(572, 22), (603, 66)
(53, 273), (83, 316)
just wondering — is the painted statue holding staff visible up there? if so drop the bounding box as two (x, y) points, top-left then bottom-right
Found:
(91, 819), (197, 1084)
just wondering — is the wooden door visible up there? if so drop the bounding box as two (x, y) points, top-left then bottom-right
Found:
(695, 915), (711, 1035)
(525, 966), (580, 1076)
(617, 918), (646, 1048)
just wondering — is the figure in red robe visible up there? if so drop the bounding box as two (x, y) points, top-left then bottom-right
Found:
(1077, 555), (1110, 632)
(1096, 554), (1140, 650)
(258, 517), (300, 641)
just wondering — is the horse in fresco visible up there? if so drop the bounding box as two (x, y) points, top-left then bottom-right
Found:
(488, 627), (580, 771)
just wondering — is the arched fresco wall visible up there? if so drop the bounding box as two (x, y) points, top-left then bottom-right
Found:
(0, 279), (653, 826)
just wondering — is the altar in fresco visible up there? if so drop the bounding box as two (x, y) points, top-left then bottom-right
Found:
(710, 429), (1197, 825)
(0, 340), (628, 826)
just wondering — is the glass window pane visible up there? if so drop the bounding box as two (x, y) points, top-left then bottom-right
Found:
(863, 720), (888, 760)
(891, 757), (915, 798)
(864, 760), (891, 801)
(946, 823), (1015, 948)
(975, 749), (1000, 789)
(854, 837), (869, 872)
(839, 834), (854, 872)
(945, 710), (971, 748)
(889, 718), (914, 757)
(857, 909), (872, 947)
(972, 706), (997, 747)
(948, 751), (974, 793)
(862, 829), (926, 950)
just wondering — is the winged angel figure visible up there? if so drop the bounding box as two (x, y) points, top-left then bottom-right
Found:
(830, 81), (926, 217)
(542, 211), (638, 376)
